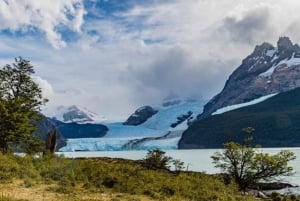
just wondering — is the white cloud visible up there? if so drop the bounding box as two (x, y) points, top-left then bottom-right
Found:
(2, 0), (300, 120)
(0, 0), (85, 48)
(32, 75), (54, 100)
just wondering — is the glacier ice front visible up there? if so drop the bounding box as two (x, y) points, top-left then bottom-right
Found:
(58, 100), (204, 151)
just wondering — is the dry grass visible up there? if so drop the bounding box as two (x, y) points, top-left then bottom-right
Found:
(0, 180), (154, 201)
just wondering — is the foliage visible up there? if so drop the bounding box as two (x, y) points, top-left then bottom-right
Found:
(0, 57), (46, 153)
(142, 149), (172, 170)
(172, 159), (185, 172)
(211, 141), (296, 190)
(0, 153), (259, 201)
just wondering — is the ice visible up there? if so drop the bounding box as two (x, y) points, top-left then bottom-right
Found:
(41, 104), (106, 123)
(266, 49), (276, 57)
(104, 122), (165, 138)
(59, 137), (135, 151)
(136, 137), (182, 150)
(260, 53), (300, 78)
(59, 101), (204, 151)
(141, 101), (204, 130)
(212, 93), (277, 115)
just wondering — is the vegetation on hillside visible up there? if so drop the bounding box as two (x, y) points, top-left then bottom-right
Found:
(0, 58), (46, 153)
(0, 152), (260, 201)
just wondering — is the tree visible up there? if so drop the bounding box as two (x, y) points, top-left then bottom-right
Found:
(211, 141), (296, 191)
(172, 159), (185, 172)
(143, 149), (172, 170)
(0, 57), (46, 153)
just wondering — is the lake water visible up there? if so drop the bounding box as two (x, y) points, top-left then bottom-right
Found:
(59, 148), (300, 194)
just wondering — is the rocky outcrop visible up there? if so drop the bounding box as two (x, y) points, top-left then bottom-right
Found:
(198, 37), (300, 119)
(250, 182), (296, 190)
(123, 106), (158, 126)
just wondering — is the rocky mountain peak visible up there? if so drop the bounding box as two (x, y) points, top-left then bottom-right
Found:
(277, 36), (294, 52)
(251, 42), (274, 57)
(123, 106), (158, 126)
(197, 36), (300, 119)
(42, 105), (106, 123)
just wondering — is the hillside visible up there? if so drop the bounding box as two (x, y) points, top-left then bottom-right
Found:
(179, 87), (300, 149)
(0, 154), (259, 201)
(199, 37), (300, 119)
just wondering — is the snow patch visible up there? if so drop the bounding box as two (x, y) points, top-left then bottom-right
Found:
(212, 94), (277, 115)
(266, 49), (276, 57)
(260, 53), (300, 78)
(42, 105), (106, 123)
(141, 101), (203, 130)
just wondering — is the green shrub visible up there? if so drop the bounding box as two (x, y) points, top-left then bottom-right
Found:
(142, 149), (172, 170)
(0, 154), (20, 182)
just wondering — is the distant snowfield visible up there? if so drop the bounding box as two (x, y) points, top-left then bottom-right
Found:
(42, 105), (107, 123)
(212, 93), (277, 115)
(59, 101), (204, 151)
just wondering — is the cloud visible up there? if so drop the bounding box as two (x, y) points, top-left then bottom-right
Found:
(123, 47), (236, 104)
(3, 0), (300, 120)
(0, 0), (85, 48)
(217, 6), (272, 44)
(32, 75), (54, 100)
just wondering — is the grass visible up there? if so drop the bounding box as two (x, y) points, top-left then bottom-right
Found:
(0, 152), (298, 201)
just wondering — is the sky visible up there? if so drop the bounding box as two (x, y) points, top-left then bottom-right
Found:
(1, 0), (300, 120)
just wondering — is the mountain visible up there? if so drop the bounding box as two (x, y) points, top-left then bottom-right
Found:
(35, 116), (108, 151)
(123, 106), (158, 126)
(51, 119), (108, 139)
(179, 87), (300, 149)
(35, 116), (67, 151)
(42, 105), (106, 123)
(198, 36), (300, 119)
(59, 100), (204, 151)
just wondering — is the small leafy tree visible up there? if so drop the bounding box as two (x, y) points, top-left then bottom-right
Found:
(172, 159), (185, 172)
(211, 141), (296, 191)
(143, 149), (172, 170)
(0, 57), (47, 153)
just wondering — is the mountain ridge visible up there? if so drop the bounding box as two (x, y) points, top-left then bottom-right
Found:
(198, 36), (300, 119)
(179, 87), (300, 149)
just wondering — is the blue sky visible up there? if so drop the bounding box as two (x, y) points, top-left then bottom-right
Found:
(1, 0), (300, 119)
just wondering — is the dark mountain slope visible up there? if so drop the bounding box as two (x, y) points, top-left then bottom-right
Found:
(179, 87), (300, 149)
(53, 120), (108, 139)
(198, 37), (300, 119)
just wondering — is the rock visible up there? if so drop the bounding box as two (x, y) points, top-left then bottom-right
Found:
(257, 191), (268, 199)
(251, 182), (297, 190)
(198, 36), (300, 120)
(123, 106), (158, 126)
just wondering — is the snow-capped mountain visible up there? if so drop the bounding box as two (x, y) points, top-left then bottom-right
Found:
(42, 105), (106, 123)
(59, 100), (204, 151)
(199, 36), (300, 119)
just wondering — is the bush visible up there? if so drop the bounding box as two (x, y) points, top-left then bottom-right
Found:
(0, 154), (20, 182)
(212, 141), (296, 191)
(142, 149), (172, 170)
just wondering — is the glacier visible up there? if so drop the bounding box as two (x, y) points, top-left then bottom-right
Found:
(59, 100), (204, 151)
